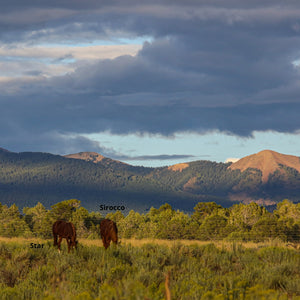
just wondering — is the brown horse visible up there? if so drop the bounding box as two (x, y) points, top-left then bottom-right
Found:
(52, 220), (78, 253)
(100, 219), (118, 249)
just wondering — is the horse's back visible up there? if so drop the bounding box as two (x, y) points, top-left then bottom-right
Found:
(53, 220), (74, 237)
(100, 219), (118, 243)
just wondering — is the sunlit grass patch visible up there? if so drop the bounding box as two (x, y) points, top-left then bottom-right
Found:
(0, 236), (293, 251)
(114, 238), (290, 250)
(0, 236), (48, 245)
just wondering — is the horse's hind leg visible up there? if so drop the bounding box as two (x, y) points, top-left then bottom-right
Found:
(53, 233), (58, 246)
(105, 237), (111, 249)
(57, 236), (63, 253)
(102, 237), (106, 249)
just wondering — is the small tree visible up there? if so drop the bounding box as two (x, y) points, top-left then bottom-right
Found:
(71, 207), (90, 238)
(198, 215), (228, 240)
(228, 202), (267, 231)
(192, 202), (225, 225)
(0, 204), (31, 237)
(274, 199), (300, 222)
(251, 215), (287, 242)
(118, 210), (144, 238)
(49, 199), (81, 221)
(23, 202), (48, 237)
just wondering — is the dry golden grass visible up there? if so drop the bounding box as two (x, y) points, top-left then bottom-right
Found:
(168, 163), (189, 172)
(64, 152), (105, 163)
(0, 236), (290, 250)
(65, 238), (290, 250)
(0, 236), (48, 244)
(118, 238), (288, 250)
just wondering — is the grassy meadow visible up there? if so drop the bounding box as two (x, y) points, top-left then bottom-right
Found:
(1, 237), (300, 300)
(1, 199), (300, 299)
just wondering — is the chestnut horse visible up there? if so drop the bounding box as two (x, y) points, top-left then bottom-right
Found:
(53, 220), (78, 253)
(100, 219), (118, 249)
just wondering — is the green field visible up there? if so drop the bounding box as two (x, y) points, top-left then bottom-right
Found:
(1, 199), (300, 299)
(1, 238), (300, 300)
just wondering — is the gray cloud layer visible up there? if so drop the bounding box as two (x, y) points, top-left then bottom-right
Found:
(114, 154), (197, 161)
(1, 1), (300, 154)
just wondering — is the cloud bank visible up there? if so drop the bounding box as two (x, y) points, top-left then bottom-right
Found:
(1, 0), (300, 154)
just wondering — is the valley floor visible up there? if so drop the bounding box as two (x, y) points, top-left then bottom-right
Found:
(1, 237), (300, 299)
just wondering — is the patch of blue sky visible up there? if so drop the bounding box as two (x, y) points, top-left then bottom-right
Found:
(0, 56), (36, 62)
(117, 36), (153, 45)
(292, 59), (300, 67)
(0, 55), (75, 65)
(38, 35), (153, 48)
(51, 57), (76, 64)
(84, 130), (300, 167)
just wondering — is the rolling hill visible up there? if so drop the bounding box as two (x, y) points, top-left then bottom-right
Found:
(0, 148), (299, 212)
(229, 150), (300, 183)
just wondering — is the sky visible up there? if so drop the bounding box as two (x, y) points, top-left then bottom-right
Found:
(1, 0), (300, 167)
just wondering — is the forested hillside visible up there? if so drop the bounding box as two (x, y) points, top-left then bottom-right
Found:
(0, 148), (299, 212)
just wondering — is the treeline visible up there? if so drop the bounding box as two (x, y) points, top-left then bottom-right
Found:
(1, 199), (300, 242)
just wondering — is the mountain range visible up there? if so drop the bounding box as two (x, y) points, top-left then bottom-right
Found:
(0, 148), (299, 212)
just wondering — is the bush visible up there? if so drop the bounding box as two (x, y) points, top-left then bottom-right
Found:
(0, 241), (300, 299)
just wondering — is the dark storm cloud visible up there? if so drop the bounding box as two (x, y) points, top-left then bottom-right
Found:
(1, 1), (300, 44)
(0, 129), (107, 155)
(1, 1), (300, 153)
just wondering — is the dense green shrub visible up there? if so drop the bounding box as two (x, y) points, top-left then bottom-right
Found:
(1, 241), (299, 299)
(0, 243), (300, 299)
(1, 199), (300, 242)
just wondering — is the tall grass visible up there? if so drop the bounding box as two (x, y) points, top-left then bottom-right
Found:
(0, 236), (289, 249)
(0, 239), (300, 299)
